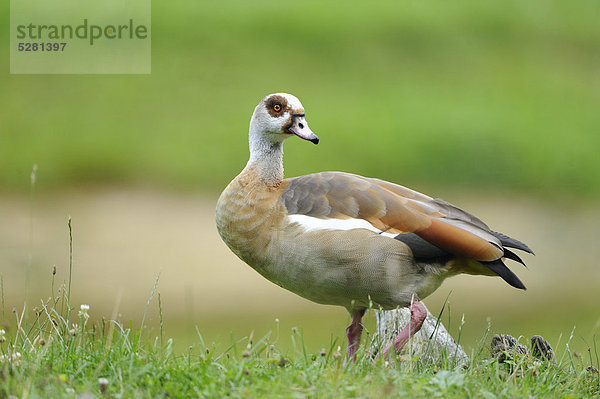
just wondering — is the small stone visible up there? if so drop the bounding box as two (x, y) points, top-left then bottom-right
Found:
(491, 334), (528, 363)
(531, 335), (555, 361)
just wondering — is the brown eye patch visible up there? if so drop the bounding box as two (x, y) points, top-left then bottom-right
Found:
(265, 95), (288, 117)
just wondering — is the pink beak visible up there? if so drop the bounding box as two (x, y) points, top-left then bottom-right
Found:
(287, 113), (319, 144)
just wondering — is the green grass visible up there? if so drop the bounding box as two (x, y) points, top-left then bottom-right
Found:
(1, 285), (599, 398)
(1, 0), (600, 196)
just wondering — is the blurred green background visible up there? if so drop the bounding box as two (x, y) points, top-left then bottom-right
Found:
(1, 0), (599, 355)
(2, 0), (600, 195)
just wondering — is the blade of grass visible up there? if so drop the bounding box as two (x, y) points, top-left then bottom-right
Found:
(140, 270), (161, 332)
(67, 216), (73, 326)
(25, 164), (37, 304)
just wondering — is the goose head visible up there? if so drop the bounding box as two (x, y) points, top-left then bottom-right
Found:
(249, 93), (319, 146)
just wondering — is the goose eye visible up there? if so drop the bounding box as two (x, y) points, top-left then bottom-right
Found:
(273, 104), (281, 112)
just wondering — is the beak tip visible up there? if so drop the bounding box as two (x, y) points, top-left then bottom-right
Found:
(311, 137), (319, 145)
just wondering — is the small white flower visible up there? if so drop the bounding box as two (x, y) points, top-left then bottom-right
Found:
(78, 304), (90, 320)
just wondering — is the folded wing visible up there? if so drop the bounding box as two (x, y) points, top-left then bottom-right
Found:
(281, 172), (533, 289)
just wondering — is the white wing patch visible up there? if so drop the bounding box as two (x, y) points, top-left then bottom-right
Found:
(287, 214), (397, 238)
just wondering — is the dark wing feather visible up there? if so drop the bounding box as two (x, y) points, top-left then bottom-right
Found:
(502, 248), (526, 267)
(482, 259), (526, 290)
(490, 231), (535, 255)
(393, 233), (450, 261)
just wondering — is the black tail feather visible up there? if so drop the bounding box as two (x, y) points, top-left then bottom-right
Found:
(490, 231), (534, 255)
(483, 259), (527, 290)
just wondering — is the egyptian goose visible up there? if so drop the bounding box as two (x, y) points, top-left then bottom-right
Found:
(215, 93), (533, 361)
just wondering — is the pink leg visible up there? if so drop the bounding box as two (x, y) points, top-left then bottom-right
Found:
(345, 309), (366, 364)
(379, 301), (427, 360)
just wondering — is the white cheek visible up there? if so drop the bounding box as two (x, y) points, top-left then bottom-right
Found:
(267, 114), (289, 134)
(288, 214), (397, 238)
(252, 111), (286, 134)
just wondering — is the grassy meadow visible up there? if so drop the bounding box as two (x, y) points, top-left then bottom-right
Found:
(0, 272), (598, 398)
(2, 0), (600, 396)
(0, 266), (600, 398)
